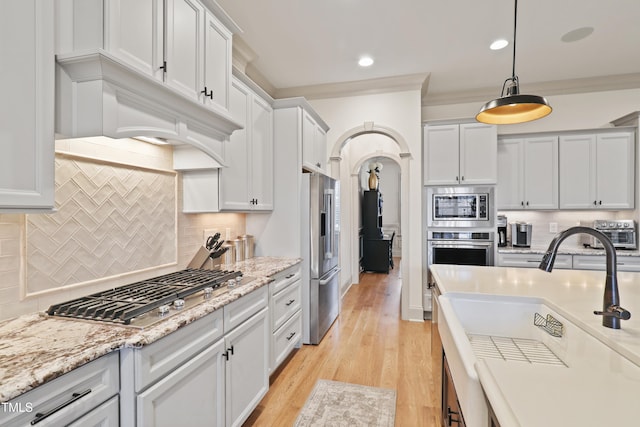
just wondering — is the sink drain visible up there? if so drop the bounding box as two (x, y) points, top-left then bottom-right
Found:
(468, 334), (566, 367)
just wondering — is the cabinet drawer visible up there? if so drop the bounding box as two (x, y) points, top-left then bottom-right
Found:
(269, 266), (301, 296)
(68, 395), (119, 427)
(498, 253), (573, 269)
(0, 352), (119, 427)
(272, 310), (302, 371)
(271, 279), (302, 332)
(573, 255), (640, 272)
(224, 286), (268, 333)
(134, 309), (223, 392)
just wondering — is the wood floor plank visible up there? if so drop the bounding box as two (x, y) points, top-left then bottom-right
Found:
(242, 259), (438, 426)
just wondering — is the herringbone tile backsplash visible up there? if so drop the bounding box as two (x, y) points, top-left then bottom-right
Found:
(26, 156), (177, 294)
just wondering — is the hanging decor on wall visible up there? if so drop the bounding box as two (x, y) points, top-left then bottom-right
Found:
(368, 162), (383, 190)
(476, 0), (552, 124)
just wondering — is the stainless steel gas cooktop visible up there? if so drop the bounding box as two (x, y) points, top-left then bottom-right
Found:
(47, 269), (253, 328)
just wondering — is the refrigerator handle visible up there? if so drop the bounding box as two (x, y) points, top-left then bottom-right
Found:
(319, 267), (341, 285)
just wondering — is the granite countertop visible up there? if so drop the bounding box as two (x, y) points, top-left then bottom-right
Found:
(498, 245), (640, 256)
(0, 256), (301, 402)
(430, 264), (640, 426)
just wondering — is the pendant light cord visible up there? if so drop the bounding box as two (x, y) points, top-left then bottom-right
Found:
(512, 0), (518, 79)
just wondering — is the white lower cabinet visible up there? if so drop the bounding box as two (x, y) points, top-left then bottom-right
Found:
(0, 352), (119, 427)
(268, 265), (302, 373)
(498, 253), (573, 269)
(121, 286), (269, 427)
(573, 255), (640, 272)
(68, 396), (119, 427)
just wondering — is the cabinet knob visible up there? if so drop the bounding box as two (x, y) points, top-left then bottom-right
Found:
(526, 201), (529, 206)
(461, 176), (464, 181)
(594, 200), (597, 205)
(521, 201), (525, 207)
(159, 61), (167, 72)
(316, 162), (321, 167)
(599, 200), (602, 205)
(201, 87), (213, 99)
(455, 176), (459, 182)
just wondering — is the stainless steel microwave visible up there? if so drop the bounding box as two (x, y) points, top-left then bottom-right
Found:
(427, 187), (494, 228)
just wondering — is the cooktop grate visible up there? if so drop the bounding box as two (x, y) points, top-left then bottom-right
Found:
(468, 334), (567, 367)
(47, 269), (241, 325)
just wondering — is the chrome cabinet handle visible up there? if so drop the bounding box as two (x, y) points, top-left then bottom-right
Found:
(31, 389), (92, 425)
(285, 299), (295, 306)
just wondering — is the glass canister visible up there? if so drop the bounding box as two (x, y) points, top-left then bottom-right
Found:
(239, 234), (254, 259)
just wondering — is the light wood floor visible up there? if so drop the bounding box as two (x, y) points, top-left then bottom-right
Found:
(243, 259), (439, 426)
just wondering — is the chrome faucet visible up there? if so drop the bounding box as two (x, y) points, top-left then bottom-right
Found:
(539, 226), (631, 329)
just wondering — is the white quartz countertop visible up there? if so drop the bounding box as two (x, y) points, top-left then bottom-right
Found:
(0, 256), (300, 402)
(430, 264), (640, 427)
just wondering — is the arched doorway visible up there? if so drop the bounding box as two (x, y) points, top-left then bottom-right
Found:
(328, 122), (413, 320)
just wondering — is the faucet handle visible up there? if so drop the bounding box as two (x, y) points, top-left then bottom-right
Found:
(594, 305), (631, 321)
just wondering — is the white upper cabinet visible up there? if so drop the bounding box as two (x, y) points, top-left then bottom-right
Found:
(559, 131), (635, 210)
(423, 123), (497, 185)
(302, 110), (328, 174)
(105, 0), (165, 81)
(165, 0), (206, 101)
(497, 136), (558, 210)
(219, 77), (273, 211)
(0, 0), (55, 211)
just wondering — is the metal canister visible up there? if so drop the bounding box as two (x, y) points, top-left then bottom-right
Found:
(239, 234), (254, 259)
(221, 242), (236, 265)
(231, 238), (244, 262)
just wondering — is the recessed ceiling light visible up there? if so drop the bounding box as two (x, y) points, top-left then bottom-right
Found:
(561, 26), (594, 43)
(358, 56), (374, 67)
(490, 39), (509, 50)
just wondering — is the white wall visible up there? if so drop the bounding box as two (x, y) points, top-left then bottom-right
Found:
(309, 90), (424, 321)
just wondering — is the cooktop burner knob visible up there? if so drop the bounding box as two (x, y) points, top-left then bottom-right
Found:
(158, 305), (170, 316)
(227, 279), (236, 288)
(203, 287), (213, 299)
(235, 276), (242, 284)
(173, 299), (185, 310)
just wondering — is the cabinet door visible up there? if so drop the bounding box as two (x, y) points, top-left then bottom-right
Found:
(165, 0), (205, 101)
(596, 132), (634, 209)
(314, 125), (328, 173)
(250, 95), (274, 210)
(68, 396), (119, 427)
(496, 139), (523, 210)
(459, 123), (497, 184)
(219, 79), (251, 210)
(106, 0), (164, 81)
(559, 134), (596, 209)
(0, 0), (54, 210)
(226, 308), (270, 427)
(523, 136), (558, 209)
(302, 111), (318, 170)
(203, 11), (232, 112)
(424, 124), (460, 185)
(137, 339), (226, 427)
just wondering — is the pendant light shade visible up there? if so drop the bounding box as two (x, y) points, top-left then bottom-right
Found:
(476, 0), (551, 125)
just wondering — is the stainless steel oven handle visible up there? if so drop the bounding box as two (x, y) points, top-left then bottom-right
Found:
(320, 267), (341, 285)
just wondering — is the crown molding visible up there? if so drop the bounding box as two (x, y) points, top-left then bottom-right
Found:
(423, 72), (640, 106)
(273, 73), (430, 100)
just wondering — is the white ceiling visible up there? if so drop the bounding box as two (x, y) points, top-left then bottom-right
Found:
(215, 0), (640, 103)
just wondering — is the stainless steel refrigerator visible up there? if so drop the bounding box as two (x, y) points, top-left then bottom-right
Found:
(301, 172), (340, 344)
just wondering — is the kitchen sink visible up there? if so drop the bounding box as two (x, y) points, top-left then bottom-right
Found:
(437, 292), (640, 427)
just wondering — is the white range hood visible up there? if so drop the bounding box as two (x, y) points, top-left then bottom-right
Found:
(55, 50), (241, 166)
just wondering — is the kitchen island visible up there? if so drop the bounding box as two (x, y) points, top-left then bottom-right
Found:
(430, 264), (640, 427)
(0, 256), (300, 403)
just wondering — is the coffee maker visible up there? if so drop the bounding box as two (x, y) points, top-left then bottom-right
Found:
(511, 222), (533, 247)
(497, 215), (507, 247)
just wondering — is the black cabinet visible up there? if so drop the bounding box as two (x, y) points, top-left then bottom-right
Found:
(361, 232), (394, 273)
(362, 190), (383, 238)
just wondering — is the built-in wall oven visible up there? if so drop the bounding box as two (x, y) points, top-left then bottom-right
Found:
(427, 231), (495, 267)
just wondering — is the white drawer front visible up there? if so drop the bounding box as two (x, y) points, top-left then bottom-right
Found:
(269, 266), (301, 296)
(573, 255), (640, 272)
(223, 286), (268, 334)
(67, 395), (119, 427)
(271, 279), (301, 332)
(134, 309), (223, 392)
(498, 253), (573, 269)
(0, 352), (119, 427)
(272, 310), (302, 372)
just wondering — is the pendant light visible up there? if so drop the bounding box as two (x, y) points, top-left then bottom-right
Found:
(476, 0), (551, 124)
